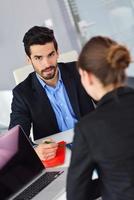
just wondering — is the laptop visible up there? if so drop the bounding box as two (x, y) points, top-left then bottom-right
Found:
(0, 125), (68, 200)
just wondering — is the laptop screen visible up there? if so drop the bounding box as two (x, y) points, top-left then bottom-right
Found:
(0, 125), (44, 199)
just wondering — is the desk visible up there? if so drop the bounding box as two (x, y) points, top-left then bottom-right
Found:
(36, 129), (98, 200)
(36, 129), (74, 200)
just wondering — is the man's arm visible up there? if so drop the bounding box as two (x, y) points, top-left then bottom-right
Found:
(67, 124), (100, 200)
(9, 88), (58, 161)
(9, 88), (31, 137)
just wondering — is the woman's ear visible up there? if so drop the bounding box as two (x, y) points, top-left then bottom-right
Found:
(87, 71), (94, 85)
(82, 69), (93, 85)
(79, 68), (89, 80)
(79, 68), (92, 87)
(78, 68), (83, 77)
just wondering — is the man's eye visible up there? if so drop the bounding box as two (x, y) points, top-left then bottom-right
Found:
(48, 52), (55, 58)
(35, 56), (42, 60)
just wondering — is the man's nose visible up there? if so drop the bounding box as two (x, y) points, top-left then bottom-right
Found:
(41, 57), (50, 67)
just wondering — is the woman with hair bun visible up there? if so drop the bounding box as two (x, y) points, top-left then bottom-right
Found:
(67, 36), (134, 200)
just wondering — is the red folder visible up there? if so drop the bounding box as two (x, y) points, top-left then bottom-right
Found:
(42, 141), (66, 168)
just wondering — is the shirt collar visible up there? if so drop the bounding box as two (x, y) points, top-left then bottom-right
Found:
(36, 67), (62, 89)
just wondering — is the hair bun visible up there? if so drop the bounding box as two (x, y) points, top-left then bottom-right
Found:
(107, 44), (131, 69)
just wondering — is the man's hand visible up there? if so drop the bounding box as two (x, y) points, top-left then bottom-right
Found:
(34, 138), (58, 161)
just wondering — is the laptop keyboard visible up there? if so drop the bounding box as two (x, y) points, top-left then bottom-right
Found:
(13, 171), (63, 200)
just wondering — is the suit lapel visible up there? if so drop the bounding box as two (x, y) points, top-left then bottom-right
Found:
(31, 73), (59, 131)
(59, 64), (81, 119)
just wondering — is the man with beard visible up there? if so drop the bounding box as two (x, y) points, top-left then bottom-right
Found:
(9, 26), (94, 160)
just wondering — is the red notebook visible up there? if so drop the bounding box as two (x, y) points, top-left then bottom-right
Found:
(42, 141), (66, 168)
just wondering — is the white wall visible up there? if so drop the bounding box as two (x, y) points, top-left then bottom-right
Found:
(0, 0), (80, 90)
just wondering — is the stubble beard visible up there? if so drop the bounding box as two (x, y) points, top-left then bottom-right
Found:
(41, 65), (57, 80)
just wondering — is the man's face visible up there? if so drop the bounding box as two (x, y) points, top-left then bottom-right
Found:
(28, 42), (59, 81)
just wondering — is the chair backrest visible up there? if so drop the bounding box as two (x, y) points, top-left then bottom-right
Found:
(58, 50), (78, 63)
(13, 50), (78, 85)
(13, 64), (33, 85)
(126, 76), (134, 88)
(0, 90), (13, 128)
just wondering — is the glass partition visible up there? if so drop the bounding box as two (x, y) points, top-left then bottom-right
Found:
(67, 0), (134, 76)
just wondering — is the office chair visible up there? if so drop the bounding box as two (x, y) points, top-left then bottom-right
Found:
(126, 76), (134, 88)
(13, 50), (78, 85)
(58, 50), (78, 63)
(0, 90), (12, 132)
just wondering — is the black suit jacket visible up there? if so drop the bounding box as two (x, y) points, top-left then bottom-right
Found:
(67, 87), (134, 200)
(9, 62), (94, 140)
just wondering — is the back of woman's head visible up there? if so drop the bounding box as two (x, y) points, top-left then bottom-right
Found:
(78, 36), (131, 86)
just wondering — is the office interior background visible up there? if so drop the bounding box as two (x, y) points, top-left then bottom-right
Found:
(1, 0), (134, 90)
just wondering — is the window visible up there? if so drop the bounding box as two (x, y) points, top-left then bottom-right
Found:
(67, 0), (134, 76)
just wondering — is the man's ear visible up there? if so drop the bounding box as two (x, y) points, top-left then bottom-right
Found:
(26, 56), (32, 64)
(57, 49), (59, 59)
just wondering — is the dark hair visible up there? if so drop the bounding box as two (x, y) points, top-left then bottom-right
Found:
(23, 26), (58, 57)
(78, 36), (131, 86)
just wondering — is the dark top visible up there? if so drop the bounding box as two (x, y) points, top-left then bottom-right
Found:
(67, 86), (134, 200)
(9, 62), (94, 140)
